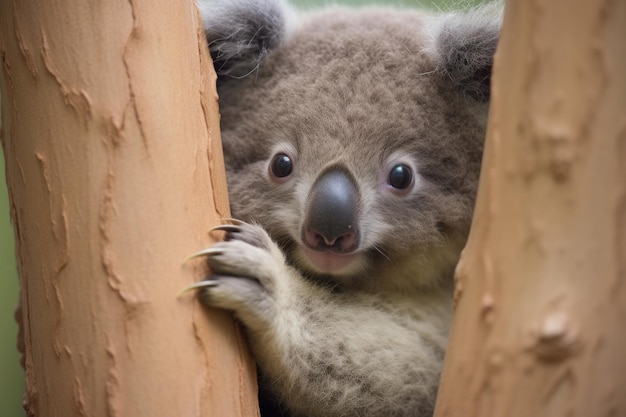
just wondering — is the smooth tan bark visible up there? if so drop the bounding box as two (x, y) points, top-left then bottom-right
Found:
(434, 0), (626, 416)
(0, 1), (258, 416)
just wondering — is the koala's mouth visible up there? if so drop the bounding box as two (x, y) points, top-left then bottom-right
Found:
(298, 246), (362, 275)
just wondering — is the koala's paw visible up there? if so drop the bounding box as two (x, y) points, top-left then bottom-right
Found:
(187, 221), (286, 325)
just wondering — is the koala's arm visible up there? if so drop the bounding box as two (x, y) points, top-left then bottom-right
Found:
(196, 223), (449, 417)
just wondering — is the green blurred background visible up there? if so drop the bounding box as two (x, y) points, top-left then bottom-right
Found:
(0, 0), (482, 415)
(1, 142), (22, 416)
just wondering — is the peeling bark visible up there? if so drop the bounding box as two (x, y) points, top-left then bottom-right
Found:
(434, 0), (626, 416)
(0, 1), (258, 416)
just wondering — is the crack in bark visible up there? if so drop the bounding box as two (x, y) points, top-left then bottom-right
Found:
(99, 116), (137, 307)
(196, 15), (230, 220)
(191, 308), (212, 415)
(40, 31), (93, 123)
(12, 1), (37, 78)
(1, 42), (19, 157)
(73, 376), (89, 417)
(105, 345), (121, 417)
(121, 0), (149, 153)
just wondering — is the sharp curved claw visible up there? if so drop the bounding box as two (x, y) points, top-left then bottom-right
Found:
(177, 279), (220, 298)
(183, 247), (223, 264)
(210, 224), (242, 234)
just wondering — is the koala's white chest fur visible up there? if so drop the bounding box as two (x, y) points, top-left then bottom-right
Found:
(196, 1), (500, 416)
(265, 281), (452, 417)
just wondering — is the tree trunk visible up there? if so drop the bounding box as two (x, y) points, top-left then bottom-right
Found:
(0, 1), (259, 416)
(434, 0), (626, 416)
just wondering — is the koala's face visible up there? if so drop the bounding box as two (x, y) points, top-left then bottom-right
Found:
(203, 2), (499, 286)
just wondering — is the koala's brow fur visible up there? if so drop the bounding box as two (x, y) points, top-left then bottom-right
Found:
(199, 1), (501, 416)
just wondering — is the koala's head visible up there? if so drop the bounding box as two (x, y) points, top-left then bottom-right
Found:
(201, 0), (500, 288)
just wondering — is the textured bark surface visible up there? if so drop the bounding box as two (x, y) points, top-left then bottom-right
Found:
(0, 1), (259, 416)
(434, 0), (626, 416)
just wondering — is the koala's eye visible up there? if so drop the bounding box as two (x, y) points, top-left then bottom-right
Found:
(270, 153), (293, 178)
(388, 164), (413, 190)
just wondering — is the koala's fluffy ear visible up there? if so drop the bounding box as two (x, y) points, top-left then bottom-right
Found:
(424, 3), (502, 100)
(199, 0), (295, 79)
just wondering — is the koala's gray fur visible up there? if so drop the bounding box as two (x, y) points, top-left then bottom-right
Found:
(195, 1), (500, 416)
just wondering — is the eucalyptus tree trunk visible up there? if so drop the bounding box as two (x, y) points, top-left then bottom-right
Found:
(0, 1), (258, 416)
(434, 0), (626, 416)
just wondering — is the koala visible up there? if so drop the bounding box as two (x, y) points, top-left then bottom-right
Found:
(191, 1), (500, 416)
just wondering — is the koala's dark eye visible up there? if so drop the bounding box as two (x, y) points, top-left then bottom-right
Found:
(388, 164), (413, 189)
(270, 153), (293, 178)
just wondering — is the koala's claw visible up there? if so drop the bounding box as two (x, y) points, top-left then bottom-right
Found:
(183, 220), (264, 264)
(211, 224), (243, 235)
(183, 221), (284, 305)
(197, 275), (272, 321)
(183, 247), (224, 264)
(178, 279), (220, 298)
(211, 222), (274, 251)
(210, 218), (247, 236)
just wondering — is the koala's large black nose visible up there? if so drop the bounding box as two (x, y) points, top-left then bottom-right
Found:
(303, 168), (360, 253)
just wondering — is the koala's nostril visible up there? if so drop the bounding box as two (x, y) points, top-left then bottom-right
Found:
(304, 227), (357, 253)
(304, 228), (324, 247)
(334, 231), (356, 251)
